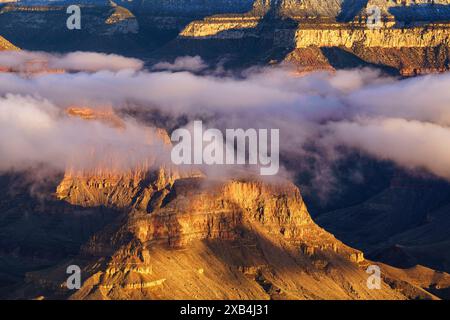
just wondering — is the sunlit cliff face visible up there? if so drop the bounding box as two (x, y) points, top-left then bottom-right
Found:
(66, 106), (126, 129)
(60, 106), (176, 189)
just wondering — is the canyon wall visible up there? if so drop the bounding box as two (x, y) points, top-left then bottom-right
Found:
(295, 24), (450, 48)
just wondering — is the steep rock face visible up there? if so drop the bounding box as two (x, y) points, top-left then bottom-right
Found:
(120, 179), (355, 252)
(56, 167), (181, 210)
(364, 0), (450, 21)
(104, 1), (139, 34)
(56, 107), (181, 209)
(179, 16), (260, 39)
(291, 23), (450, 74)
(60, 175), (354, 257)
(178, 0), (269, 38)
(295, 24), (450, 48)
(179, 0), (366, 39)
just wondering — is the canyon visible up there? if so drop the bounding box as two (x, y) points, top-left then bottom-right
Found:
(0, 0), (450, 301)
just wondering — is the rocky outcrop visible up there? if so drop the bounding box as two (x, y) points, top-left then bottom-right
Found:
(56, 166), (181, 210)
(179, 16), (260, 39)
(31, 169), (417, 300)
(178, 0), (269, 38)
(104, 1), (139, 34)
(123, 179), (350, 249)
(290, 22), (450, 74)
(0, 35), (19, 50)
(295, 24), (450, 48)
(56, 107), (182, 209)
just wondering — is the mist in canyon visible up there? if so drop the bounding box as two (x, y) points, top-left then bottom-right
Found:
(0, 51), (449, 197)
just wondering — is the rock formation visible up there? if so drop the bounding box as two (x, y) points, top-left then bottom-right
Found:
(0, 35), (18, 50)
(104, 1), (139, 34)
(18, 116), (449, 299)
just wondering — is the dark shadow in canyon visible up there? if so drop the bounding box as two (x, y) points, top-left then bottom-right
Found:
(0, 172), (122, 297)
(320, 47), (400, 75)
(154, 0), (299, 70)
(336, 0), (369, 22)
(0, 0), (255, 61)
(315, 172), (450, 274)
(389, 4), (450, 24)
(288, 145), (450, 274)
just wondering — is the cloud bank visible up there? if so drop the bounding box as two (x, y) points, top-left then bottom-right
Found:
(0, 94), (168, 173)
(0, 50), (144, 72)
(1, 51), (450, 186)
(152, 56), (208, 72)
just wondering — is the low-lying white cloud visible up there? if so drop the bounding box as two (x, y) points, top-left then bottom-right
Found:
(1, 50), (450, 185)
(0, 50), (144, 72)
(325, 118), (450, 180)
(152, 56), (208, 72)
(0, 94), (168, 173)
